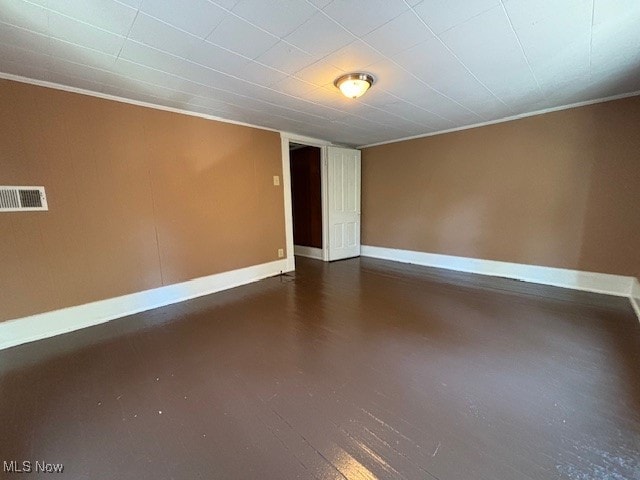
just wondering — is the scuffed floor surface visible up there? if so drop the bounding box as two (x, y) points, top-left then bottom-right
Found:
(1, 257), (640, 479)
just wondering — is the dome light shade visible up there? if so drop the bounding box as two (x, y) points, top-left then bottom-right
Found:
(334, 73), (375, 99)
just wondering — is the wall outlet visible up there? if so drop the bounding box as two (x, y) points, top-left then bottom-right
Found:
(278, 248), (284, 258)
(273, 175), (280, 186)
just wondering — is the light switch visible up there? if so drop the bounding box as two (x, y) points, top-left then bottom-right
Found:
(278, 248), (284, 258)
(273, 175), (280, 186)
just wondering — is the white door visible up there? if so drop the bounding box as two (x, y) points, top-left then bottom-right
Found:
(327, 146), (361, 261)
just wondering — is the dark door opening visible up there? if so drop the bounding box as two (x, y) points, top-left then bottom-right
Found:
(289, 143), (322, 259)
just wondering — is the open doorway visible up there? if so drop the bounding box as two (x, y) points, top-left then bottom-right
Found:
(281, 133), (361, 270)
(289, 143), (323, 260)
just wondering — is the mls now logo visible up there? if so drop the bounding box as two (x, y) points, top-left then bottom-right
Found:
(4, 460), (64, 473)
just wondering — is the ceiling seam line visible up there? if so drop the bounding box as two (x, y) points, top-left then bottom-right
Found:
(105, 0), (464, 128)
(356, 89), (640, 149)
(498, 0), (545, 98)
(301, 0), (479, 122)
(114, 13), (448, 129)
(383, 91), (456, 125)
(278, 31), (451, 125)
(114, 54), (402, 130)
(46, 5), (52, 76)
(0, 21), (121, 70)
(116, 8), (140, 61)
(3, 17), (448, 132)
(113, 41), (385, 124)
(107, 28), (420, 129)
(122, 12), (301, 82)
(404, 0), (510, 110)
(17, 36), (335, 124)
(204, 0), (314, 56)
(589, 0), (595, 78)
(26, 2), (131, 39)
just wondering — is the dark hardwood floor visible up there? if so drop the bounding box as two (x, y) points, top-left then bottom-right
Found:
(1, 257), (639, 479)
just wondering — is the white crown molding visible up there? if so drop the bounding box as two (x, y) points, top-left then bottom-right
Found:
(7, 72), (636, 152)
(0, 72), (281, 134)
(361, 245), (637, 300)
(358, 90), (640, 149)
(0, 259), (291, 350)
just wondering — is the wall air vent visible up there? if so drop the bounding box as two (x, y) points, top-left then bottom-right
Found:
(0, 186), (48, 212)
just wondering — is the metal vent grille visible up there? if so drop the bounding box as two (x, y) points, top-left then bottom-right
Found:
(19, 189), (43, 208)
(0, 186), (48, 211)
(0, 189), (19, 209)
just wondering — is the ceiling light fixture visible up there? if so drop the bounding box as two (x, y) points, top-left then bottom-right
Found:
(334, 73), (375, 99)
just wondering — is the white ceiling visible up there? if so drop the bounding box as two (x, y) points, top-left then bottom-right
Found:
(1, 0), (639, 147)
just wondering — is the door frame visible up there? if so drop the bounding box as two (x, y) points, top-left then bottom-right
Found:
(281, 132), (332, 270)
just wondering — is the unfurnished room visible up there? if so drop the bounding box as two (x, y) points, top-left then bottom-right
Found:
(1, 1), (639, 479)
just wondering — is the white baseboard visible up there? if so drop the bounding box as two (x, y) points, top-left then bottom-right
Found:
(631, 278), (640, 321)
(0, 259), (290, 351)
(294, 245), (323, 260)
(361, 245), (637, 299)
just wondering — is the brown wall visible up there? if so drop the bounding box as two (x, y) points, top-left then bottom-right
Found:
(362, 96), (640, 279)
(0, 79), (285, 322)
(290, 146), (322, 248)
